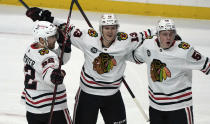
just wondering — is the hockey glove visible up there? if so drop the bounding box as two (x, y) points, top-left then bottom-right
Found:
(57, 24), (71, 53)
(26, 7), (54, 22)
(51, 69), (66, 85)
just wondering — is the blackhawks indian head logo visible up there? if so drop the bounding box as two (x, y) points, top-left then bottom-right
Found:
(178, 42), (190, 49)
(117, 32), (128, 41)
(92, 53), (117, 74)
(150, 59), (171, 82)
(88, 29), (98, 37)
(39, 48), (49, 55)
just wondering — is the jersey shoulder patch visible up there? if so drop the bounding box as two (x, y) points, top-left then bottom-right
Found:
(178, 41), (190, 50)
(39, 48), (49, 55)
(88, 29), (98, 37)
(117, 32), (128, 41)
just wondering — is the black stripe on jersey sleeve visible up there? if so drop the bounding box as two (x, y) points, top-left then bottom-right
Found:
(149, 96), (192, 105)
(26, 99), (67, 108)
(21, 96), (25, 100)
(149, 87), (191, 96)
(132, 51), (143, 64)
(80, 78), (118, 89)
(42, 70), (48, 79)
(207, 69), (210, 75)
(140, 32), (144, 43)
(201, 57), (209, 71)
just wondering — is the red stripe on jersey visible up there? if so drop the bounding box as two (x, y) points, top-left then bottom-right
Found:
(81, 71), (121, 86)
(42, 65), (55, 74)
(64, 109), (72, 124)
(81, 71), (104, 86)
(187, 107), (192, 124)
(25, 93), (66, 105)
(144, 31), (148, 38)
(202, 63), (210, 73)
(149, 91), (192, 100)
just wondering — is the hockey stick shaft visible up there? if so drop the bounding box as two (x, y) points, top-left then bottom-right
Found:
(74, 0), (93, 28)
(18, 0), (30, 9)
(122, 77), (150, 122)
(48, 1), (75, 124)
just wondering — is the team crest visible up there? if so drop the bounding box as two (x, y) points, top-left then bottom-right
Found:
(39, 48), (49, 55)
(92, 53), (117, 74)
(150, 59), (171, 82)
(91, 47), (98, 53)
(117, 32), (128, 41)
(178, 42), (190, 49)
(88, 29), (98, 37)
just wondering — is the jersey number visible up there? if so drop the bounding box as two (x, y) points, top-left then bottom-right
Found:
(192, 50), (201, 61)
(24, 64), (37, 90)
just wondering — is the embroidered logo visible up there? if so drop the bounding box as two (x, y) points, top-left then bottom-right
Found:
(117, 32), (128, 41)
(150, 59), (171, 82)
(93, 53), (117, 74)
(39, 48), (49, 55)
(91, 47), (98, 53)
(178, 42), (190, 49)
(147, 49), (151, 57)
(88, 29), (98, 37)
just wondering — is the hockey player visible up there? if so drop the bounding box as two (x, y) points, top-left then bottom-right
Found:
(128, 19), (210, 124)
(25, 7), (156, 124)
(21, 21), (72, 124)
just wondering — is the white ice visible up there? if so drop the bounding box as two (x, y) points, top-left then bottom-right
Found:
(0, 4), (210, 124)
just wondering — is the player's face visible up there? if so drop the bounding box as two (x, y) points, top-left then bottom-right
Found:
(159, 30), (176, 49)
(102, 25), (117, 42)
(47, 35), (57, 49)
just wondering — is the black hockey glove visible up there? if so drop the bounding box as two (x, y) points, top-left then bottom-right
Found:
(57, 23), (71, 53)
(26, 7), (54, 22)
(51, 69), (66, 85)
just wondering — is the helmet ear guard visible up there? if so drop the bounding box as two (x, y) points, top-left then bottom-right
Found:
(33, 21), (57, 47)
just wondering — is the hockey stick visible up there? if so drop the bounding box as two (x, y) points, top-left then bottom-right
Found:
(74, 0), (93, 28)
(122, 77), (150, 122)
(48, 0), (75, 124)
(18, 0), (30, 9)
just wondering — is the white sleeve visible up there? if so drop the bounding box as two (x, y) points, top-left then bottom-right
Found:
(68, 26), (87, 50)
(55, 47), (71, 65)
(129, 27), (156, 50)
(126, 45), (145, 64)
(40, 56), (59, 86)
(185, 47), (210, 75)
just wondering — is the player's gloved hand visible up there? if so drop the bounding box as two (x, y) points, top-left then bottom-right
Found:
(26, 7), (54, 22)
(144, 27), (157, 39)
(51, 69), (66, 85)
(57, 23), (71, 53)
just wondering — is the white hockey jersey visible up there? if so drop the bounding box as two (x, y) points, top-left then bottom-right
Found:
(21, 43), (71, 114)
(68, 26), (152, 96)
(129, 38), (209, 111)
